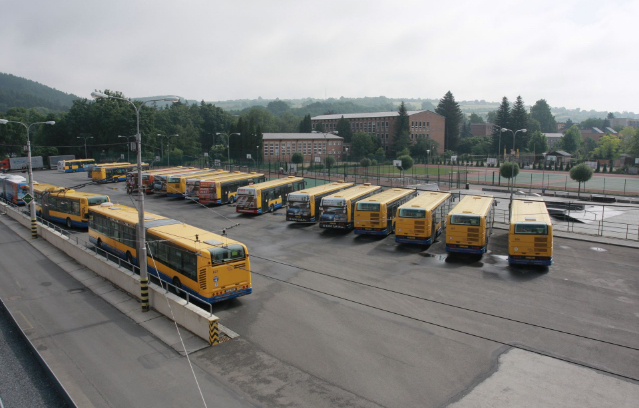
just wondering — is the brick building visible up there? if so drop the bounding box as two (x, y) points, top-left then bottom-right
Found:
(609, 118), (639, 129)
(311, 110), (445, 154)
(262, 133), (344, 163)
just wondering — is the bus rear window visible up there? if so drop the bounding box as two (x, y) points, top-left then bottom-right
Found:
(399, 208), (425, 218)
(87, 196), (109, 206)
(514, 223), (548, 235)
(209, 244), (246, 264)
(450, 214), (480, 226)
(357, 203), (380, 211)
(168, 176), (181, 183)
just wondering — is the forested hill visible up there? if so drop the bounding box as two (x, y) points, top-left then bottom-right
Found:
(0, 72), (80, 112)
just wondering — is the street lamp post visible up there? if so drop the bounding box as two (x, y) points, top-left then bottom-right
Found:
(216, 132), (240, 169)
(157, 133), (179, 166)
(77, 136), (94, 159)
(501, 128), (527, 213)
(118, 135), (136, 163)
(0, 119), (55, 239)
(91, 91), (179, 313)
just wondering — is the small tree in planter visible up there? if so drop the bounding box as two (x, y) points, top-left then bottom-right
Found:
(570, 163), (594, 198)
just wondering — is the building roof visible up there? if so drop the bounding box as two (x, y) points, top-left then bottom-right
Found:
(547, 150), (572, 157)
(605, 127), (617, 134)
(263, 133), (343, 140)
(311, 110), (442, 120)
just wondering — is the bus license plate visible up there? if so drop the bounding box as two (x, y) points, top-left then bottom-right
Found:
(407, 236), (415, 239)
(459, 245), (468, 248)
(225, 288), (237, 293)
(526, 256), (535, 259)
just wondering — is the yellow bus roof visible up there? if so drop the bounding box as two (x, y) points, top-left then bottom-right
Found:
(249, 176), (304, 190)
(324, 184), (381, 201)
(293, 181), (354, 197)
(168, 169), (226, 181)
(89, 203), (167, 224)
(198, 172), (264, 183)
(398, 191), (452, 211)
(94, 162), (131, 167)
(449, 195), (494, 216)
(88, 203), (243, 250)
(357, 188), (416, 205)
(33, 182), (62, 192)
(163, 168), (215, 177)
(48, 189), (110, 199)
(511, 199), (552, 224)
(138, 166), (188, 175)
(95, 162), (148, 169)
(63, 159), (95, 163)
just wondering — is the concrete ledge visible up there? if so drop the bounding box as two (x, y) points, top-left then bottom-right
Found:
(2, 202), (219, 345)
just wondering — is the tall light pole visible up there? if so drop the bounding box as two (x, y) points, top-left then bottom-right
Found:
(157, 133), (179, 166)
(0, 119), (55, 239)
(118, 134), (136, 163)
(501, 128), (526, 213)
(77, 135), (94, 159)
(91, 91), (179, 313)
(216, 132), (240, 169)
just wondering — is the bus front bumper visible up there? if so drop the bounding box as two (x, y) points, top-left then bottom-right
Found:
(236, 208), (260, 214)
(319, 222), (351, 229)
(354, 228), (388, 235)
(446, 244), (486, 254)
(396, 236), (432, 245)
(508, 256), (552, 266)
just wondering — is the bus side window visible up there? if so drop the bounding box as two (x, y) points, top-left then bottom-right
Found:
(72, 201), (81, 216)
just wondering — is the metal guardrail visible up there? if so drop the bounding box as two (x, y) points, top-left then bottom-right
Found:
(0, 198), (215, 314)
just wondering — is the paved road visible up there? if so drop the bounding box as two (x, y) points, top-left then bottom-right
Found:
(12, 169), (639, 407)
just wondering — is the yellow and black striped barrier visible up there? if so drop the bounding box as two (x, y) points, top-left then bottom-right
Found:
(31, 218), (37, 239)
(209, 320), (219, 346)
(140, 277), (149, 312)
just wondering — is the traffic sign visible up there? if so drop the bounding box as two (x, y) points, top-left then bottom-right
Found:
(23, 193), (33, 204)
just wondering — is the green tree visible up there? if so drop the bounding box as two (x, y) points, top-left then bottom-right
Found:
(486, 110), (497, 124)
(561, 125), (582, 154)
(266, 100), (290, 116)
(314, 122), (324, 132)
(396, 155), (414, 171)
(351, 131), (374, 159)
(500, 161), (520, 180)
(325, 156), (336, 169)
(435, 91), (463, 151)
(621, 127), (639, 156)
(335, 115), (353, 143)
(530, 99), (557, 133)
(395, 101), (410, 138)
(492, 97), (510, 154)
(360, 157), (371, 168)
(570, 163), (594, 198)
(393, 131), (412, 156)
(579, 117), (604, 130)
(469, 113), (485, 124)
(564, 118), (574, 129)
(592, 134), (621, 161)
(510, 96), (529, 148)
(581, 138), (597, 158)
(292, 152), (304, 164)
(298, 114), (312, 132)
(410, 136), (431, 160)
(527, 131), (548, 155)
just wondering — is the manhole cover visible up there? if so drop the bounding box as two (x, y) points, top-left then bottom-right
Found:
(590, 247), (607, 252)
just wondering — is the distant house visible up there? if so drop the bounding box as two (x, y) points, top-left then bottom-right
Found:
(609, 118), (639, 129)
(556, 122), (567, 132)
(580, 127), (604, 142)
(545, 133), (563, 149)
(545, 150), (572, 164)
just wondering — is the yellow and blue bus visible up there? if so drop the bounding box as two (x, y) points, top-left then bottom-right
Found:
(189, 172), (266, 204)
(125, 166), (185, 194)
(58, 158), (96, 173)
(151, 168), (212, 195)
(165, 169), (226, 197)
(92, 163), (150, 183)
(353, 188), (418, 235)
(508, 199), (553, 266)
(236, 176), (305, 214)
(445, 195), (495, 255)
(87, 162), (129, 178)
(88, 203), (252, 303)
(141, 167), (196, 194)
(319, 183), (382, 230)
(286, 181), (353, 223)
(34, 184), (110, 228)
(395, 192), (452, 245)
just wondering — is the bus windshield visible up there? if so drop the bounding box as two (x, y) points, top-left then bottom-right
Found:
(450, 214), (480, 226)
(399, 208), (426, 218)
(288, 201), (310, 210)
(209, 244), (246, 264)
(515, 223), (548, 235)
(167, 176), (181, 183)
(357, 202), (380, 211)
(87, 196), (109, 206)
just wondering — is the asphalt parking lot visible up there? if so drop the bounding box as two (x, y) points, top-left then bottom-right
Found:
(21, 169), (639, 407)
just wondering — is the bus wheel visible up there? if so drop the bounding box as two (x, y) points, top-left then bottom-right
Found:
(269, 204), (274, 213)
(97, 238), (103, 249)
(126, 251), (133, 265)
(66, 218), (72, 228)
(172, 277), (182, 294)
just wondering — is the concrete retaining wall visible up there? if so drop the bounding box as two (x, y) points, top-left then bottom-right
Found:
(3, 204), (218, 344)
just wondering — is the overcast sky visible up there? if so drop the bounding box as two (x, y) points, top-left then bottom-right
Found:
(2, 0), (637, 113)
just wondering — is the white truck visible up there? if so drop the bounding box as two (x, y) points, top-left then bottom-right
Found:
(0, 156), (44, 171)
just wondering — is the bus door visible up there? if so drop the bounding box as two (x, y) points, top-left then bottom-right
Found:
(42, 192), (52, 220)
